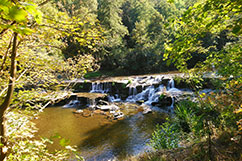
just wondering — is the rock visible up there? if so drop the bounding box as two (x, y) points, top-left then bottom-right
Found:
(155, 96), (173, 108)
(93, 109), (104, 114)
(88, 104), (96, 110)
(110, 104), (120, 111)
(136, 100), (144, 105)
(97, 104), (120, 111)
(73, 109), (83, 114)
(151, 102), (159, 106)
(96, 105), (110, 111)
(113, 111), (124, 120)
(143, 107), (152, 114)
(141, 104), (152, 114)
(82, 110), (92, 117)
(97, 100), (109, 106)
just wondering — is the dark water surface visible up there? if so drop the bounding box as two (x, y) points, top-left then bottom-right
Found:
(35, 105), (167, 160)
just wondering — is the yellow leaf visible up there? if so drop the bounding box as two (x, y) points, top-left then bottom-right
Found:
(235, 108), (242, 114)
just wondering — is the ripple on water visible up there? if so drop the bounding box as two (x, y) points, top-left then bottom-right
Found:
(34, 104), (168, 160)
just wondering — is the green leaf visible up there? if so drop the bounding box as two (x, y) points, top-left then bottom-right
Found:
(8, 6), (28, 22)
(232, 25), (241, 34)
(15, 26), (33, 35)
(59, 138), (70, 147)
(34, 10), (43, 24)
(0, 0), (10, 13)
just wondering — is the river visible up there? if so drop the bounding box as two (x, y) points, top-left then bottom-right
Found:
(34, 73), (212, 160)
(35, 105), (167, 160)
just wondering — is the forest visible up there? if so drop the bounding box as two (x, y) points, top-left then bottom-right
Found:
(0, 0), (241, 160)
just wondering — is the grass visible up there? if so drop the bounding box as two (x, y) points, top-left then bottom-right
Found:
(128, 132), (242, 161)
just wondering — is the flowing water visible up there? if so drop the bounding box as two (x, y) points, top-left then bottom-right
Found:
(35, 73), (196, 160)
(35, 105), (167, 160)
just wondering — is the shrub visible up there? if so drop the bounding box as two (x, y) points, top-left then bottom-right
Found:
(149, 121), (180, 150)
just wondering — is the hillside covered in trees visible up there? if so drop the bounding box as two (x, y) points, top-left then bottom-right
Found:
(0, 0), (241, 160)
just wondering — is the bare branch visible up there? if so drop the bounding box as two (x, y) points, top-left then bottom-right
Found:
(0, 36), (13, 73)
(0, 21), (16, 37)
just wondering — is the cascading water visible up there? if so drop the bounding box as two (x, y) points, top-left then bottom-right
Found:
(167, 78), (175, 90)
(144, 85), (165, 105)
(63, 100), (80, 108)
(88, 98), (96, 109)
(90, 82), (111, 93)
(129, 87), (137, 96)
(108, 94), (121, 102)
(170, 97), (175, 109)
(88, 77), (183, 110)
(46, 73), (202, 161)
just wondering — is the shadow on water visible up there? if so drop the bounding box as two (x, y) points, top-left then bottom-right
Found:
(35, 106), (167, 161)
(78, 112), (167, 160)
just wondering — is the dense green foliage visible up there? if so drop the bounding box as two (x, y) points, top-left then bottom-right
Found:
(0, 0), (241, 160)
(164, 0), (242, 77)
(52, 0), (198, 74)
(163, 0), (242, 133)
(149, 0), (242, 159)
(0, 0), (102, 159)
(98, 0), (198, 74)
(149, 121), (180, 150)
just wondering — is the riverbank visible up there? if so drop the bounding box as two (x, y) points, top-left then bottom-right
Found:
(128, 132), (242, 161)
(35, 72), (241, 161)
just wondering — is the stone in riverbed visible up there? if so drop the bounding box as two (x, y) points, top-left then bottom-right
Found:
(141, 104), (152, 114)
(142, 107), (152, 114)
(93, 109), (105, 114)
(73, 109), (83, 114)
(82, 110), (92, 117)
(97, 100), (109, 106)
(97, 104), (120, 111)
(113, 111), (124, 120)
(136, 100), (144, 105)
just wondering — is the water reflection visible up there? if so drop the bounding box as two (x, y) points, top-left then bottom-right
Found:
(35, 106), (167, 161)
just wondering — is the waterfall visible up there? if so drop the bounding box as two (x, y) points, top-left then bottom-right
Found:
(90, 82), (111, 93)
(125, 84), (167, 106)
(88, 98), (96, 109)
(167, 79), (175, 90)
(129, 87), (137, 96)
(108, 94), (121, 102)
(87, 76), (184, 111)
(170, 97), (175, 110)
(63, 100), (80, 108)
(144, 85), (164, 105)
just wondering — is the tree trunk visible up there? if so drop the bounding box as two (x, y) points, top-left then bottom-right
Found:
(0, 32), (18, 161)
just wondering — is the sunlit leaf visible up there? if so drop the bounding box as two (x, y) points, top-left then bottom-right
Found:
(8, 6), (28, 22)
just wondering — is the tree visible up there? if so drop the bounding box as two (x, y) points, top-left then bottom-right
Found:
(97, 0), (128, 47)
(164, 0), (242, 72)
(164, 0), (242, 135)
(0, 0), (103, 159)
(52, 0), (103, 58)
(0, 1), (43, 159)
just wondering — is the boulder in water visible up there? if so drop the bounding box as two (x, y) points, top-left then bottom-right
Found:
(143, 107), (152, 114)
(141, 104), (152, 114)
(151, 95), (172, 108)
(113, 111), (124, 120)
(73, 109), (83, 114)
(93, 109), (105, 114)
(136, 100), (145, 105)
(97, 104), (120, 111)
(97, 100), (109, 106)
